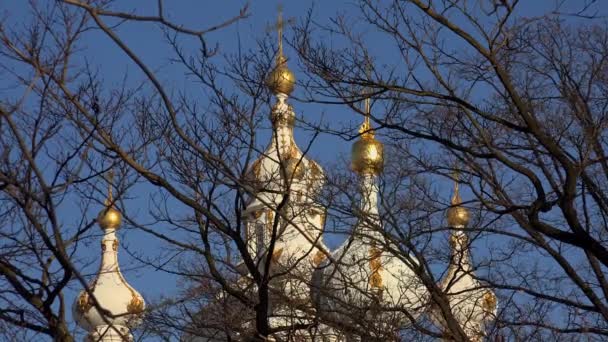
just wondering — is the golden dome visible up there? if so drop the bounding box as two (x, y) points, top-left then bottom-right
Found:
(447, 184), (470, 227)
(266, 57), (295, 95)
(98, 205), (122, 230)
(351, 120), (384, 175)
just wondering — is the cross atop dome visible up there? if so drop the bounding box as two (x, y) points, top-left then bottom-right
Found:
(73, 170), (145, 342)
(265, 5), (296, 96)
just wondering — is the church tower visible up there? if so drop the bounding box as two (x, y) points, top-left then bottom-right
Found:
(240, 6), (331, 339)
(73, 172), (145, 341)
(312, 86), (428, 340)
(431, 174), (497, 341)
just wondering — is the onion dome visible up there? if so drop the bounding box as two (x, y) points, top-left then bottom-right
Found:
(238, 10), (331, 340)
(351, 95), (383, 175)
(431, 178), (497, 341)
(73, 172), (145, 341)
(351, 120), (384, 175)
(312, 103), (427, 337)
(446, 180), (470, 227)
(243, 12), (327, 263)
(97, 205), (121, 230)
(266, 56), (295, 96)
(265, 7), (295, 96)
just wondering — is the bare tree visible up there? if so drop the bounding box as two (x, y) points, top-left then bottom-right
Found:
(295, 0), (608, 340)
(0, 0), (254, 340)
(5, 1), (608, 341)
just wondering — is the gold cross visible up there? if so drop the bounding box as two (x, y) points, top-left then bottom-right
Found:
(359, 63), (374, 137)
(267, 4), (295, 65)
(363, 63), (372, 126)
(452, 169), (461, 196)
(104, 169), (114, 204)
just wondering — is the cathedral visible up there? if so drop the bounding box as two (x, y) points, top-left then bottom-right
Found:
(72, 10), (497, 342)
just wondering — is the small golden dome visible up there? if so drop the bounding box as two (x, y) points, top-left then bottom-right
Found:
(351, 123), (384, 175)
(266, 58), (295, 95)
(98, 206), (122, 230)
(447, 189), (470, 227)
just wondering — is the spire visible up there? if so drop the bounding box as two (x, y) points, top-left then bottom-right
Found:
(265, 5), (295, 96)
(73, 170), (145, 341)
(446, 170), (470, 227)
(433, 169), (497, 340)
(349, 69), (385, 291)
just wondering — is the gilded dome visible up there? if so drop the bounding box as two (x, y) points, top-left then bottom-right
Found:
(266, 58), (295, 95)
(74, 178), (145, 338)
(447, 191), (470, 227)
(351, 130), (384, 175)
(97, 206), (122, 230)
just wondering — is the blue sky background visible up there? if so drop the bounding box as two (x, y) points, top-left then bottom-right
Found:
(0, 0), (597, 340)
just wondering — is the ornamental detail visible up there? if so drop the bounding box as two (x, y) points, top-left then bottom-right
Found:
(266, 210), (275, 234)
(271, 248), (284, 263)
(310, 161), (323, 179)
(252, 210), (263, 220)
(76, 291), (93, 313)
(251, 158), (263, 179)
(312, 249), (326, 266)
(369, 243), (383, 289)
(127, 294), (145, 314)
(482, 291), (497, 314)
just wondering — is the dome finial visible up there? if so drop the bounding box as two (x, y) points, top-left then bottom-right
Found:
(98, 169), (122, 230)
(265, 4), (295, 95)
(352, 64), (384, 175)
(447, 169), (470, 227)
(74, 168), (145, 340)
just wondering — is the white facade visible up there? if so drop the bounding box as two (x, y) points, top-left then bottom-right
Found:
(312, 167), (428, 340)
(430, 185), (497, 341)
(73, 197), (145, 341)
